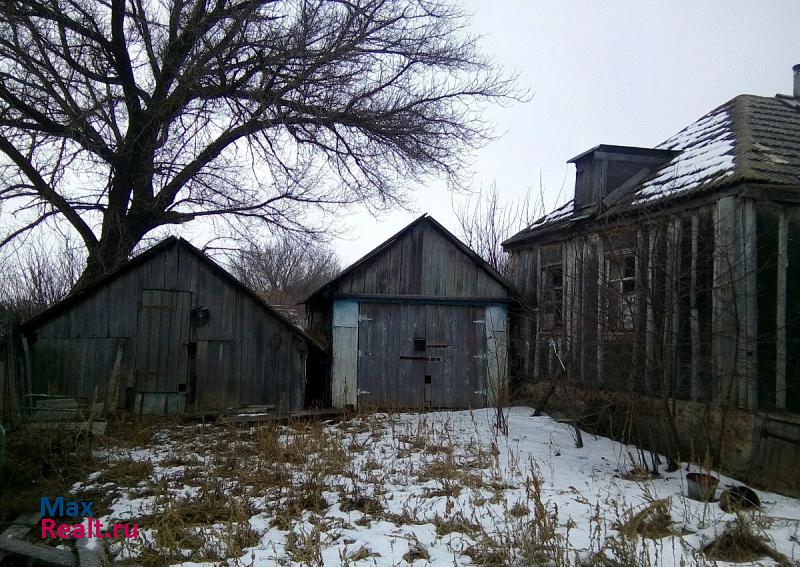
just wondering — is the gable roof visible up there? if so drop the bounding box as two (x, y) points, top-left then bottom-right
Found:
(23, 237), (324, 350)
(505, 93), (800, 247)
(305, 214), (514, 302)
(624, 94), (800, 208)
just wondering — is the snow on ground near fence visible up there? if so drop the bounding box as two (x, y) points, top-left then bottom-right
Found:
(71, 408), (800, 566)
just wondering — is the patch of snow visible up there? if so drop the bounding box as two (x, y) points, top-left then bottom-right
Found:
(73, 408), (800, 566)
(529, 199), (575, 228)
(633, 107), (736, 205)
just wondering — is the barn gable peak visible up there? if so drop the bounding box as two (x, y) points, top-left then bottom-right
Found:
(305, 214), (512, 303)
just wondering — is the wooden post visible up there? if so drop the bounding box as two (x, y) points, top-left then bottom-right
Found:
(742, 199), (759, 409)
(645, 224), (657, 393)
(596, 238), (606, 385)
(776, 210), (788, 409)
(690, 214), (701, 400)
(533, 247), (542, 382)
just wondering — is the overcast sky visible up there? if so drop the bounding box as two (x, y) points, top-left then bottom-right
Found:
(330, 0), (800, 264)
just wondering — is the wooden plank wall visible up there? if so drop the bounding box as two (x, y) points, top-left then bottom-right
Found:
(334, 222), (507, 299)
(508, 200), (757, 406)
(331, 299), (358, 408)
(27, 243), (306, 413)
(0, 323), (27, 425)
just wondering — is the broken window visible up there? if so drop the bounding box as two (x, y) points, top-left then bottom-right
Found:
(607, 254), (636, 331)
(541, 264), (564, 329)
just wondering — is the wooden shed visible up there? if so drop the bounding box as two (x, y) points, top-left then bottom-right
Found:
(305, 215), (513, 409)
(14, 237), (321, 416)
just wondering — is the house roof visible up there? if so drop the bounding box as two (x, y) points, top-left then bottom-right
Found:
(304, 214), (514, 302)
(504, 93), (800, 247)
(23, 237), (325, 351)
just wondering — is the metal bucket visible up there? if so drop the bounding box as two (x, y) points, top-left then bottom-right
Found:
(686, 472), (719, 501)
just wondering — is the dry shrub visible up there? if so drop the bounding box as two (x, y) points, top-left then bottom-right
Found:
(417, 458), (484, 489)
(0, 427), (97, 523)
(136, 480), (258, 566)
(271, 477), (330, 531)
(703, 515), (791, 566)
(285, 525), (324, 566)
(100, 459), (153, 487)
(617, 499), (676, 539)
(432, 513), (481, 537)
(340, 494), (383, 516)
(343, 545), (380, 562)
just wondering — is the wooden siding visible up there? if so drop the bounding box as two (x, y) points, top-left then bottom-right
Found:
(333, 221), (507, 299)
(485, 304), (508, 406)
(508, 195), (800, 414)
(331, 299), (358, 408)
(26, 242), (307, 413)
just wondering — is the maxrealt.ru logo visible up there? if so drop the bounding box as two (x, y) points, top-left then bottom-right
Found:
(40, 497), (138, 540)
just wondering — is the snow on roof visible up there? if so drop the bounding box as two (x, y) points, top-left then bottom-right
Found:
(529, 199), (574, 227)
(631, 105), (735, 205)
(504, 94), (800, 248)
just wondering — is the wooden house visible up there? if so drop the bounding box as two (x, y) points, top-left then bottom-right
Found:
(5, 237), (321, 417)
(503, 71), (800, 492)
(305, 215), (513, 409)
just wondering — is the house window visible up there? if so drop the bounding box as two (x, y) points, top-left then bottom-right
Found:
(607, 255), (636, 331)
(541, 264), (563, 329)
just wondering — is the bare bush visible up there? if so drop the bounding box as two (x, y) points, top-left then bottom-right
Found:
(229, 234), (340, 323)
(0, 237), (84, 324)
(454, 184), (543, 276)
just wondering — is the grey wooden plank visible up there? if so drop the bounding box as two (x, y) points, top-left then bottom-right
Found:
(75, 537), (103, 567)
(0, 538), (75, 567)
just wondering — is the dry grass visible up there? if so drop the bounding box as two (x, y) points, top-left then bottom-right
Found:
(0, 427), (98, 523)
(432, 513), (481, 537)
(39, 410), (788, 567)
(100, 459), (153, 487)
(616, 499), (676, 539)
(703, 515), (792, 566)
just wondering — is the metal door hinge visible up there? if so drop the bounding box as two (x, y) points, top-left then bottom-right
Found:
(358, 314), (372, 322)
(473, 319), (485, 324)
(357, 389), (371, 395)
(473, 353), (487, 359)
(358, 350), (372, 357)
(474, 389), (487, 396)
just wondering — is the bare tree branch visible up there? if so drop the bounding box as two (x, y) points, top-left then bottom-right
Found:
(0, 0), (523, 289)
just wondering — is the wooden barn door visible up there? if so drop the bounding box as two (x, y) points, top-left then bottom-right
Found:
(357, 303), (426, 408)
(357, 302), (488, 409)
(425, 304), (488, 408)
(133, 289), (192, 415)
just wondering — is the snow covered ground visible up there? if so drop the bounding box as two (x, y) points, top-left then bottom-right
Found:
(71, 408), (800, 566)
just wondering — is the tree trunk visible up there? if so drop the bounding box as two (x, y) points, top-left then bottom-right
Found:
(72, 221), (141, 293)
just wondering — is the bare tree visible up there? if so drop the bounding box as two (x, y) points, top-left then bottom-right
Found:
(0, 237), (84, 324)
(230, 234), (340, 322)
(454, 183), (542, 276)
(0, 0), (521, 290)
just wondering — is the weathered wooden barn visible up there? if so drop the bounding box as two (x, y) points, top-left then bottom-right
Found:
(2, 237), (321, 418)
(503, 74), (800, 492)
(305, 215), (513, 409)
